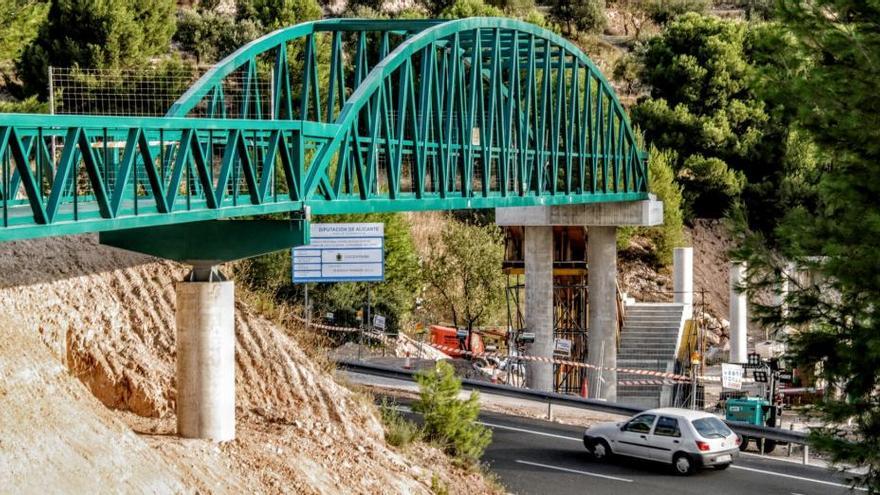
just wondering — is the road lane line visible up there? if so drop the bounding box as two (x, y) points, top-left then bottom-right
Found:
(730, 465), (866, 491)
(515, 460), (633, 482)
(478, 422), (581, 442)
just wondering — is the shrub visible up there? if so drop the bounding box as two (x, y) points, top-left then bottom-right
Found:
(414, 361), (491, 466)
(645, 0), (709, 25)
(379, 399), (421, 447)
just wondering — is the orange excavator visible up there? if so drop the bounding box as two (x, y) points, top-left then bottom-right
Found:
(429, 325), (485, 358)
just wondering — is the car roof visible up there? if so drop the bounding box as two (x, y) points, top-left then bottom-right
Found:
(639, 408), (717, 421)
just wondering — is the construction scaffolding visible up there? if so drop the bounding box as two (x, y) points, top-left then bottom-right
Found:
(503, 226), (590, 395)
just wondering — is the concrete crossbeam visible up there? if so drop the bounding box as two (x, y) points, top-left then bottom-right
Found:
(495, 197), (663, 227)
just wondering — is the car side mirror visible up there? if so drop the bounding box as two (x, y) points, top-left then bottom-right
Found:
(619, 425), (626, 431)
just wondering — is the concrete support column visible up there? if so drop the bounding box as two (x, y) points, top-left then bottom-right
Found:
(176, 267), (235, 441)
(673, 247), (694, 320)
(587, 226), (618, 402)
(524, 226), (554, 392)
(729, 262), (748, 364)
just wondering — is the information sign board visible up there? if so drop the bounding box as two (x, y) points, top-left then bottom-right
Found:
(721, 363), (744, 390)
(292, 223), (384, 282)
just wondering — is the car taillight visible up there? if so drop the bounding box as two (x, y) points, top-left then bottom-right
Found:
(735, 436), (742, 446)
(696, 441), (711, 451)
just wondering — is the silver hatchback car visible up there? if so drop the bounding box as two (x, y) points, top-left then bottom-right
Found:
(583, 407), (741, 475)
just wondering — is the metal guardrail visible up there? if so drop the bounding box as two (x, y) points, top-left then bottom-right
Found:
(336, 359), (810, 447)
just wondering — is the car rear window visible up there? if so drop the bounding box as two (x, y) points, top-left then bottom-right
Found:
(692, 417), (733, 439)
(654, 416), (681, 437)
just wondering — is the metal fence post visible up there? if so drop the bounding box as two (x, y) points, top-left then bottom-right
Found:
(802, 444), (810, 465)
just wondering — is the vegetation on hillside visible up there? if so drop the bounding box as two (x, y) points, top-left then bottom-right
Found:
(414, 361), (492, 466)
(731, 0), (880, 489)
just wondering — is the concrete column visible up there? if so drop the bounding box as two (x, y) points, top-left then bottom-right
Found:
(524, 226), (554, 392)
(729, 262), (748, 364)
(587, 226), (618, 402)
(673, 247), (694, 319)
(176, 272), (235, 441)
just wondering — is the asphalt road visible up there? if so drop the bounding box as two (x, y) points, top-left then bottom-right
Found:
(351, 371), (865, 495)
(381, 396), (864, 495)
(473, 410), (864, 495)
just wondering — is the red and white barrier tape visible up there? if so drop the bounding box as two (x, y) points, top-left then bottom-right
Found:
(295, 314), (733, 384)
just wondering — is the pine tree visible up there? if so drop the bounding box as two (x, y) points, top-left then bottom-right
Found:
(16, 0), (175, 97)
(735, 2), (880, 490)
(414, 361), (491, 466)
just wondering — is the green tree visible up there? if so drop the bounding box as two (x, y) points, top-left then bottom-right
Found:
(549, 0), (606, 35)
(0, 0), (48, 84)
(734, 1), (880, 490)
(235, 0), (321, 31)
(174, 8), (262, 64)
(632, 14), (812, 230)
(423, 219), (505, 332)
(17, 0), (175, 97)
(414, 361), (491, 466)
(643, 147), (687, 266)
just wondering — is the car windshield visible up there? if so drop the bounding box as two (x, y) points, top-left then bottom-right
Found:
(692, 417), (733, 439)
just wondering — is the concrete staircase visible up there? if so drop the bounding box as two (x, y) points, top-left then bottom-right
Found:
(617, 303), (686, 409)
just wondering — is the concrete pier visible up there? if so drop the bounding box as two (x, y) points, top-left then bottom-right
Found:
(673, 247), (694, 319)
(524, 226), (554, 392)
(176, 271), (235, 441)
(729, 262), (748, 363)
(587, 226), (618, 402)
(497, 198), (663, 396)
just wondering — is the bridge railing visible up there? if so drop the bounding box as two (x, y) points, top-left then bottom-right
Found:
(0, 114), (337, 240)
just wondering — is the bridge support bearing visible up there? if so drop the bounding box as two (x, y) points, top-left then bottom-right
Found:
(524, 226), (554, 392)
(176, 265), (235, 441)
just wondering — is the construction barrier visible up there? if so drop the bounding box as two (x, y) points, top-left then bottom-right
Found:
(293, 314), (735, 385)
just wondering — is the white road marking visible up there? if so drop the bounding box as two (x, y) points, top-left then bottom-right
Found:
(516, 460), (633, 482)
(731, 465), (866, 491)
(478, 421), (581, 442)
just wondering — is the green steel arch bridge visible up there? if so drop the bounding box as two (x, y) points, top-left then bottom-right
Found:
(0, 17), (648, 261)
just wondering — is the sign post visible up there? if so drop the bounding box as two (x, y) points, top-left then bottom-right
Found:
(292, 223), (385, 360)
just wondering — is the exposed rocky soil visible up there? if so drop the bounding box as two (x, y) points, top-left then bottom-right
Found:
(619, 218), (767, 357)
(0, 234), (502, 494)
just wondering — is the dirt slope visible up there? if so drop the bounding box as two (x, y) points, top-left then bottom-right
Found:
(0, 321), (190, 493)
(0, 235), (496, 494)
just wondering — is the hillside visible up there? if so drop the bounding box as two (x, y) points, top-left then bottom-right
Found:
(0, 235), (498, 494)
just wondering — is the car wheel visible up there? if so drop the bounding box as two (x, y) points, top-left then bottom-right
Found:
(714, 463), (731, 470)
(738, 435), (750, 452)
(672, 453), (695, 476)
(590, 439), (612, 462)
(763, 439), (777, 454)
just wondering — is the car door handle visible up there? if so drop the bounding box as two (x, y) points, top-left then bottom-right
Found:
(640, 435), (647, 439)
(673, 440), (680, 444)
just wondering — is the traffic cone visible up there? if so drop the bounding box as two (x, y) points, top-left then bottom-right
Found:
(403, 352), (412, 369)
(580, 379), (588, 398)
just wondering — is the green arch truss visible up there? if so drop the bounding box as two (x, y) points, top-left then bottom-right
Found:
(0, 18), (648, 242)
